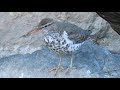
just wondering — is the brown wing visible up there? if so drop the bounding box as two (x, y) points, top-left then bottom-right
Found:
(68, 33), (88, 43)
(55, 21), (92, 43)
(68, 30), (92, 43)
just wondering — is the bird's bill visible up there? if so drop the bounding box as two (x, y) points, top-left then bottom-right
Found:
(28, 27), (41, 35)
(21, 27), (41, 38)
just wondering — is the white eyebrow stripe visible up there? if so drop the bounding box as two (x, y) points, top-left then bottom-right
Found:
(40, 21), (55, 29)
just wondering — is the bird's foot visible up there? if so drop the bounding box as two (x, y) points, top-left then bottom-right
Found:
(65, 66), (76, 74)
(48, 66), (65, 77)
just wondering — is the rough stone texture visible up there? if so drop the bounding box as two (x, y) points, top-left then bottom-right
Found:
(0, 12), (120, 78)
(97, 12), (120, 35)
(0, 12), (120, 57)
(96, 12), (120, 54)
(0, 40), (120, 78)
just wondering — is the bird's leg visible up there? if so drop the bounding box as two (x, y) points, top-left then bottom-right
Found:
(70, 52), (74, 68)
(48, 53), (64, 77)
(54, 54), (64, 77)
(66, 52), (76, 74)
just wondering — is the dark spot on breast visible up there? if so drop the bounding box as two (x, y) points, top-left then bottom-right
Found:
(67, 51), (69, 53)
(53, 49), (56, 51)
(58, 40), (60, 43)
(62, 39), (66, 43)
(62, 42), (65, 45)
(49, 45), (52, 47)
(45, 41), (48, 44)
(66, 44), (70, 48)
(64, 47), (67, 50)
(51, 41), (55, 45)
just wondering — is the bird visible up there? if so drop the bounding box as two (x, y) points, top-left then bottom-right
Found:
(20, 18), (92, 77)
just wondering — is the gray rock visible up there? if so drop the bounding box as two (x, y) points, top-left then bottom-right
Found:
(0, 40), (120, 78)
(0, 12), (120, 58)
(0, 12), (120, 78)
(97, 12), (120, 35)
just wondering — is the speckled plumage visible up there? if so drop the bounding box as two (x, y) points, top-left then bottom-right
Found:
(39, 18), (92, 55)
(38, 18), (93, 76)
(22, 18), (92, 45)
(44, 31), (84, 54)
(21, 18), (92, 76)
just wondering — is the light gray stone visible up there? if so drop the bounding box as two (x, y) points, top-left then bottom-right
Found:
(0, 12), (120, 78)
(0, 12), (109, 57)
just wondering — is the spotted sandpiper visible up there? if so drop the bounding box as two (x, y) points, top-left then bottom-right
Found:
(21, 18), (92, 77)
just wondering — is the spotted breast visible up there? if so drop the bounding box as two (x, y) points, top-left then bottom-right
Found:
(44, 31), (84, 54)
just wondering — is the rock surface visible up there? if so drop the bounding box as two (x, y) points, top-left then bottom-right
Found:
(0, 12), (120, 78)
(97, 12), (120, 35)
(0, 40), (120, 78)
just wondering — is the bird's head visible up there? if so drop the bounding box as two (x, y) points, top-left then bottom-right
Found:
(36, 18), (54, 31)
(21, 18), (54, 38)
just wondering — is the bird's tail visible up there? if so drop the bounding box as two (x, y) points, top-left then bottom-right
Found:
(88, 24), (110, 43)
